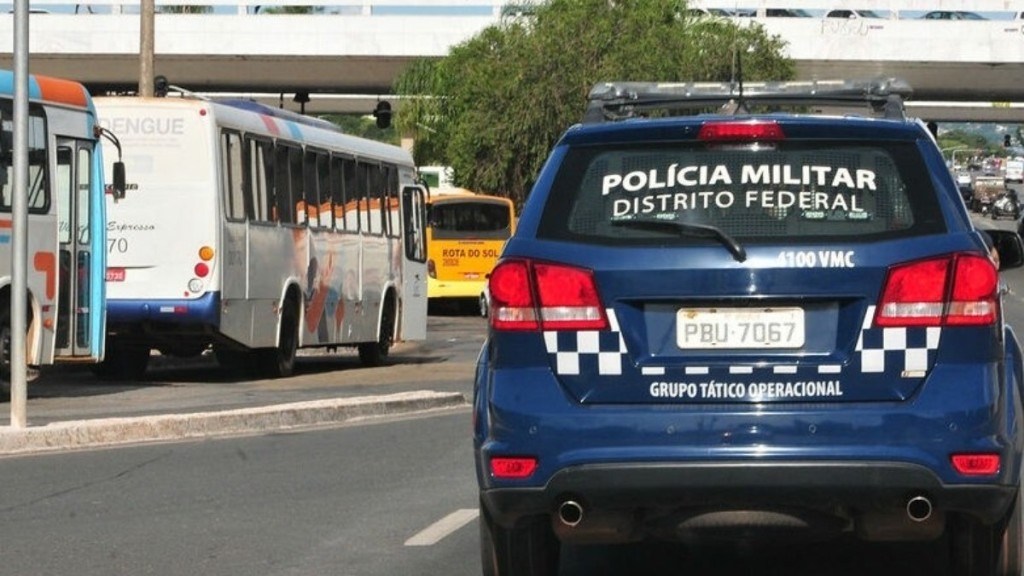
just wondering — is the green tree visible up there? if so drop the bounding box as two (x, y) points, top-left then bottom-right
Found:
(322, 114), (401, 145)
(158, 5), (213, 13)
(393, 0), (794, 208)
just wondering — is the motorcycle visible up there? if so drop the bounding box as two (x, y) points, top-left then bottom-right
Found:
(990, 188), (1021, 220)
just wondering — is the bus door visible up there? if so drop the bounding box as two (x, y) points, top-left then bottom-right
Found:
(400, 185), (427, 340)
(54, 138), (101, 360)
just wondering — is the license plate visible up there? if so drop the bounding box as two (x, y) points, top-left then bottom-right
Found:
(676, 307), (805, 349)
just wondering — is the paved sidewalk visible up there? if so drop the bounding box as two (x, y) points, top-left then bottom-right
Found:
(0, 340), (474, 456)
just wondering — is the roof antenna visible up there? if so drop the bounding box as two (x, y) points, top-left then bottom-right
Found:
(723, 43), (748, 115)
(735, 47), (748, 114)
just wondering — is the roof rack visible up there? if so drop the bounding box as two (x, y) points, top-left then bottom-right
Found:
(581, 77), (913, 124)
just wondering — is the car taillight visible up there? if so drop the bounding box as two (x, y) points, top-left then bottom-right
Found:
(490, 456), (538, 479)
(950, 453), (1001, 476)
(489, 259), (538, 330)
(698, 120), (785, 142)
(488, 259), (607, 331)
(876, 254), (997, 327)
(427, 259), (437, 279)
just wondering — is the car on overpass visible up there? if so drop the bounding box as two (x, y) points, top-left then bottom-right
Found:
(824, 9), (885, 19)
(475, 77), (1024, 576)
(920, 10), (986, 20)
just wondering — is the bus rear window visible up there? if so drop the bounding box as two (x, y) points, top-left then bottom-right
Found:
(429, 200), (511, 239)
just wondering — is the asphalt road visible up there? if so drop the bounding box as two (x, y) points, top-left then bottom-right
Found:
(0, 394), (954, 576)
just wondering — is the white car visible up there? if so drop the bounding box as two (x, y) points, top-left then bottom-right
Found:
(479, 285), (491, 318)
(824, 9), (885, 19)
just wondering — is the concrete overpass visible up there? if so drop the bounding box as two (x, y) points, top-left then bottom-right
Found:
(0, 0), (1023, 120)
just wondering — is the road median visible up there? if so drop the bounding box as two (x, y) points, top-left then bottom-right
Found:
(0, 391), (467, 456)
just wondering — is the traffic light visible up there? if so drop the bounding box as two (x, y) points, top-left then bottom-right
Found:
(372, 101), (392, 129)
(153, 75), (169, 98)
(1005, 134), (1012, 147)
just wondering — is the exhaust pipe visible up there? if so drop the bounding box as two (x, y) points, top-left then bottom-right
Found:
(906, 495), (933, 522)
(558, 500), (584, 527)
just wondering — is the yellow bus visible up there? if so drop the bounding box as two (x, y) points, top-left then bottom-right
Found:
(426, 188), (515, 315)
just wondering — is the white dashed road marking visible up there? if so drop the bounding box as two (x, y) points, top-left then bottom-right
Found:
(405, 508), (479, 547)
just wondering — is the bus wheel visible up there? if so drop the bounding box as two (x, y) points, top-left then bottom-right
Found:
(258, 300), (298, 378)
(93, 342), (150, 381)
(359, 297), (394, 367)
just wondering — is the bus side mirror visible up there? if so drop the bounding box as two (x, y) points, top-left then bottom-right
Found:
(988, 228), (1024, 271)
(111, 161), (126, 200)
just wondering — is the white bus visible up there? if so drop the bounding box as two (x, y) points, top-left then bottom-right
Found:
(93, 96), (428, 379)
(0, 70), (124, 396)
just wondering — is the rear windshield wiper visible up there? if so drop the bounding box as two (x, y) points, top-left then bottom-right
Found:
(610, 218), (748, 263)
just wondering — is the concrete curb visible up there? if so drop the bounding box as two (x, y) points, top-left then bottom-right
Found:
(0, 391), (468, 456)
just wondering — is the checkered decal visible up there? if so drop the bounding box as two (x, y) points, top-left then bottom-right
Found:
(543, 309), (627, 375)
(542, 305), (941, 377)
(855, 305), (941, 374)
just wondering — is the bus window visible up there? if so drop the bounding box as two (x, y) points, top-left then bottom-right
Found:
(344, 157), (361, 232)
(356, 161), (373, 234)
(384, 165), (400, 238)
(331, 155), (349, 231)
(302, 148), (320, 227)
(248, 137), (272, 223)
(315, 152), (331, 229)
(271, 143), (296, 224)
(222, 131), (247, 221)
(288, 145), (303, 225)
(1, 110), (49, 213)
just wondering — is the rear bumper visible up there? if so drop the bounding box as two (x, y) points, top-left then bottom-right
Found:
(481, 460), (1015, 527)
(481, 460), (1017, 545)
(427, 277), (485, 299)
(106, 292), (220, 327)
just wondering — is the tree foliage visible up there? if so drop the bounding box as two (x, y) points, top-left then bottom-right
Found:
(158, 5), (213, 13)
(322, 114), (401, 145)
(937, 128), (1004, 161)
(393, 0), (794, 208)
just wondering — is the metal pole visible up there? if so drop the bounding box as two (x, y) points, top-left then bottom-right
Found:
(10, 0), (28, 428)
(140, 0), (154, 97)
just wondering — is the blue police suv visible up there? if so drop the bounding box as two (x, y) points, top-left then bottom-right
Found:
(473, 78), (1024, 575)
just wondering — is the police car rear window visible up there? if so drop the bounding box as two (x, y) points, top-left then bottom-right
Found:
(538, 141), (945, 244)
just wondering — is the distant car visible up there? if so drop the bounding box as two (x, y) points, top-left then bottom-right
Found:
(971, 175), (1007, 213)
(955, 171), (974, 201)
(479, 284), (490, 318)
(1006, 158), (1024, 183)
(685, 7), (734, 17)
(920, 10), (986, 20)
(825, 9), (884, 19)
(764, 8), (812, 17)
